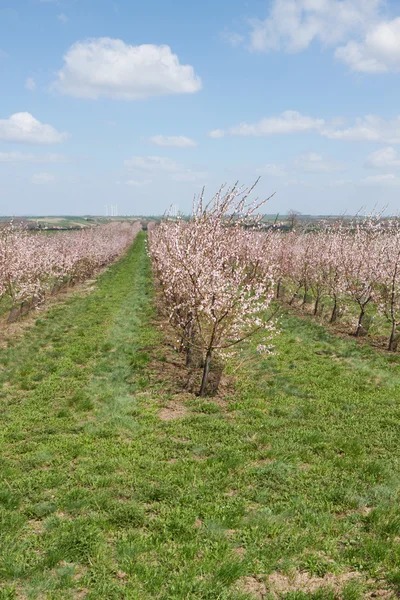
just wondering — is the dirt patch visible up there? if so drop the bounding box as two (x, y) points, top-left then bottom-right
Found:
(158, 401), (188, 421)
(359, 505), (374, 516)
(75, 589), (89, 599)
(268, 570), (361, 595)
(55, 511), (73, 521)
(27, 519), (45, 534)
(336, 505), (374, 519)
(252, 458), (275, 466)
(238, 576), (267, 599)
(233, 546), (246, 558)
(238, 570), (395, 599)
(365, 592), (396, 599)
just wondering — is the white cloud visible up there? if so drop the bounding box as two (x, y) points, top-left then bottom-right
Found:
(170, 170), (207, 183)
(336, 17), (400, 72)
(32, 173), (57, 185)
(0, 113), (68, 144)
(52, 38), (202, 100)
(125, 155), (206, 183)
(57, 13), (69, 24)
(330, 178), (353, 186)
(248, 0), (382, 53)
(293, 152), (344, 172)
(220, 30), (244, 47)
(125, 179), (151, 186)
(255, 153), (344, 179)
(125, 155), (180, 172)
(228, 111), (325, 136)
(256, 163), (287, 177)
(365, 147), (400, 168)
(208, 129), (225, 139)
(361, 173), (400, 185)
(209, 111), (400, 144)
(25, 77), (36, 91)
(0, 152), (69, 163)
(322, 115), (400, 143)
(149, 135), (196, 148)
(244, 0), (400, 75)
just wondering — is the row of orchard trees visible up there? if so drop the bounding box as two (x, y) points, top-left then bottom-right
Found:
(0, 221), (141, 318)
(267, 219), (400, 351)
(149, 184), (400, 396)
(149, 184), (278, 396)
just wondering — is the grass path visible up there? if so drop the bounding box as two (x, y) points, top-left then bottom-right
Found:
(1, 233), (400, 599)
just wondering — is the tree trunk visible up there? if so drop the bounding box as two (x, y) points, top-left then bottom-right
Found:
(330, 298), (337, 323)
(313, 296), (319, 316)
(289, 285), (301, 306)
(185, 344), (192, 366)
(302, 287), (308, 306)
(7, 305), (21, 323)
(199, 350), (212, 397)
(355, 307), (365, 337)
(276, 280), (281, 299)
(388, 320), (397, 351)
(185, 319), (195, 366)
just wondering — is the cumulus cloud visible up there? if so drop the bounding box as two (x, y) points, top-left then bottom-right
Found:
(208, 129), (225, 139)
(365, 147), (400, 169)
(213, 111), (324, 137)
(169, 170), (207, 183)
(361, 173), (400, 185)
(248, 0), (382, 53)
(125, 155), (180, 172)
(322, 115), (400, 143)
(0, 112), (68, 144)
(52, 38), (202, 100)
(25, 77), (36, 91)
(239, 0), (400, 74)
(0, 152), (69, 163)
(149, 135), (196, 148)
(293, 152), (344, 172)
(256, 163), (287, 177)
(125, 179), (151, 187)
(220, 30), (244, 47)
(209, 111), (400, 144)
(32, 173), (57, 185)
(336, 17), (400, 72)
(125, 155), (206, 183)
(255, 153), (344, 179)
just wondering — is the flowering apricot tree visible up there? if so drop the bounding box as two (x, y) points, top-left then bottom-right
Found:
(149, 183), (277, 396)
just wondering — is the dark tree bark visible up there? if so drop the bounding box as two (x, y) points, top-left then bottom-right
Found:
(199, 350), (212, 397)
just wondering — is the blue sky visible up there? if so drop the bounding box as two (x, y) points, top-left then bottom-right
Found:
(1, 0), (400, 216)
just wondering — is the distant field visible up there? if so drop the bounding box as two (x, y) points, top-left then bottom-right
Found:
(0, 216), (148, 231)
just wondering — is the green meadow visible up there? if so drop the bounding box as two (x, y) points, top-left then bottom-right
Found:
(1, 233), (400, 599)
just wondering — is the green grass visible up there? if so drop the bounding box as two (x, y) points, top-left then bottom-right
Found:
(1, 232), (400, 599)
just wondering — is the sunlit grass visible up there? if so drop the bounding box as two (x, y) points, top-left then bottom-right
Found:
(0, 233), (399, 599)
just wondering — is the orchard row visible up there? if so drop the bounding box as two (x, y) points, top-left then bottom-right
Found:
(0, 221), (141, 319)
(149, 186), (400, 395)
